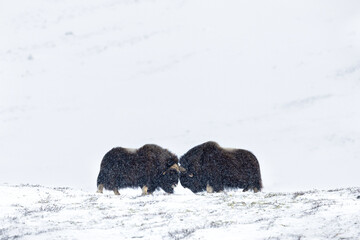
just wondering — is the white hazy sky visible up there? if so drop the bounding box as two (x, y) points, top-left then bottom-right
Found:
(1, 0), (360, 192)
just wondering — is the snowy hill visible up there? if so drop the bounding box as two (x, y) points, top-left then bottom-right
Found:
(2, 1), (360, 238)
(1, 184), (360, 239)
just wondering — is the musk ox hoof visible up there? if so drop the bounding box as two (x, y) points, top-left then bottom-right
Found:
(113, 189), (120, 195)
(243, 187), (260, 193)
(206, 183), (214, 193)
(96, 184), (104, 194)
(141, 186), (149, 196)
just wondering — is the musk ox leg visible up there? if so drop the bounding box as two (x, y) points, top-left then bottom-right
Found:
(206, 183), (214, 193)
(243, 185), (260, 193)
(113, 188), (120, 195)
(147, 185), (157, 194)
(207, 178), (224, 193)
(97, 184), (104, 194)
(142, 186), (149, 195)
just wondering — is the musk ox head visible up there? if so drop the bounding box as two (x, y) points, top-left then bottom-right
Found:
(137, 144), (180, 194)
(159, 163), (181, 194)
(179, 141), (262, 193)
(179, 142), (211, 193)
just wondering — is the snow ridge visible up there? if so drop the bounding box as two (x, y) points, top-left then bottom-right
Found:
(1, 184), (359, 240)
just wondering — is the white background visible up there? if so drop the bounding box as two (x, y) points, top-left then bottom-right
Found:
(1, 0), (360, 192)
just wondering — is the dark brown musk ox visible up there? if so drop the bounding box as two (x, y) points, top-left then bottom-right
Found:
(96, 144), (180, 195)
(179, 141), (262, 193)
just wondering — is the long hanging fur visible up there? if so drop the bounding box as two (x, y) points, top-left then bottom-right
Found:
(97, 144), (179, 195)
(179, 141), (262, 193)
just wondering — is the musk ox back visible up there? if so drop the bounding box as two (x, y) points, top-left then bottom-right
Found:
(179, 141), (262, 193)
(97, 144), (180, 195)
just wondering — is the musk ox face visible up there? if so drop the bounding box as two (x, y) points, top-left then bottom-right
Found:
(159, 165), (180, 194)
(179, 172), (203, 193)
(97, 144), (180, 195)
(179, 141), (262, 193)
(179, 155), (205, 193)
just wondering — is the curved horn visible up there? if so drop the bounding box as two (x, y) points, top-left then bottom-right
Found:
(179, 166), (186, 173)
(169, 163), (180, 172)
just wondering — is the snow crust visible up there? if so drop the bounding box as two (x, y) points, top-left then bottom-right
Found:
(1, 184), (360, 239)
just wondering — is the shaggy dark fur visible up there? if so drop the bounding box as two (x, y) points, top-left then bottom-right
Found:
(97, 144), (179, 195)
(180, 141), (262, 193)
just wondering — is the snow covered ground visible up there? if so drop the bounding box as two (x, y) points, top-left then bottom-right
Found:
(1, 0), (360, 238)
(1, 184), (360, 240)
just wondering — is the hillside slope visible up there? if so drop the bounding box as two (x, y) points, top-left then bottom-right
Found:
(1, 184), (360, 239)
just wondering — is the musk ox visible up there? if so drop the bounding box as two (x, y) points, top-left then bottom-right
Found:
(179, 141), (262, 193)
(97, 144), (180, 195)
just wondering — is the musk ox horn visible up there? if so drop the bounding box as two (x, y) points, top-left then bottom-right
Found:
(179, 166), (186, 173)
(163, 164), (181, 175)
(169, 163), (180, 172)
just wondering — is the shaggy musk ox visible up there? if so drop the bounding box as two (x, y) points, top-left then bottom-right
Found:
(97, 144), (180, 195)
(179, 141), (262, 193)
